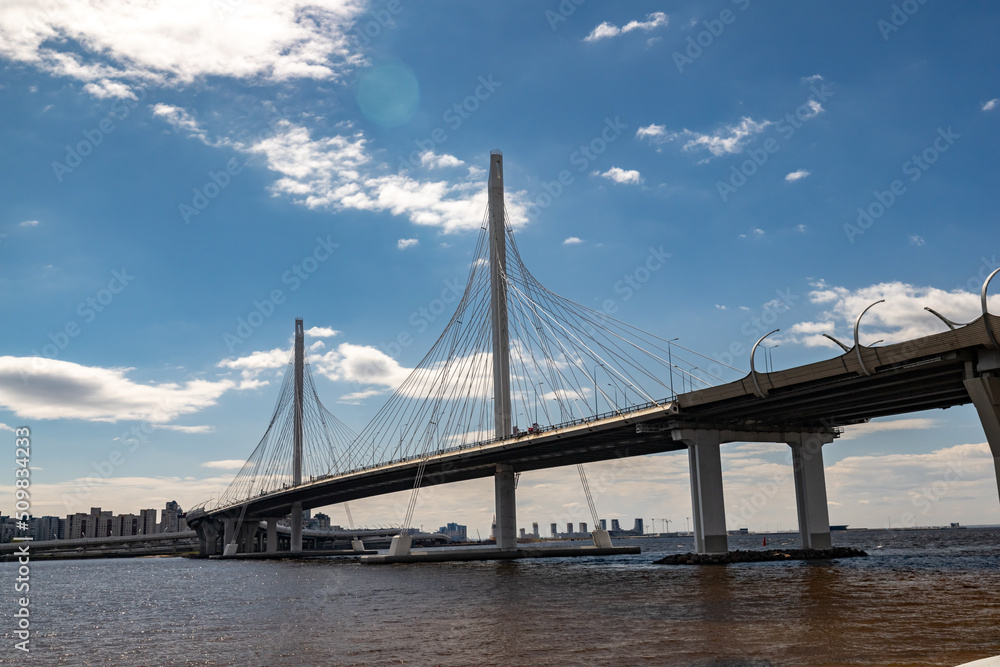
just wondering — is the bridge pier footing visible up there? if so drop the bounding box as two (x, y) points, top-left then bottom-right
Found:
(266, 518), (278, 553)
(789, 433), (834, 550)
(965, 375), (1000, 504)
(291, 502), (303, 553)
(495, 464), (517, 550)
(684, 435), (728, 554)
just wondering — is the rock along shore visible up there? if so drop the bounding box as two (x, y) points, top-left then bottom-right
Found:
(655, 546), (868, 565)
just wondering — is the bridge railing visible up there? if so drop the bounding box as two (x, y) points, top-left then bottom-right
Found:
(207, 395), (679, 513)
(316, 395), (679, 480)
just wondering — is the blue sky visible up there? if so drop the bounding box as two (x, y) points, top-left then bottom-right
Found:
(1, 1), (999, 536)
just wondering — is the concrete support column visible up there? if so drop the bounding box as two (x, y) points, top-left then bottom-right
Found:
(964, 375), (1000, 504)
(495, 464), (517, 550)
(195, 520), (221, 557)
(686, 436), (728, 554)
(290, 502), (303, 553)
(239, 523), (256, 553)
(223, 518), (236, 548)
(789, 434), (833, 550)
(266, 518), (278, 553)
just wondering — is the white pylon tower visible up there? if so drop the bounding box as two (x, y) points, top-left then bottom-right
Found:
(489, 151), (517, 550)
(290, 317), (304, 553)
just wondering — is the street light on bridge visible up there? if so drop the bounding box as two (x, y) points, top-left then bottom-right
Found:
(667, 338), (678, 397)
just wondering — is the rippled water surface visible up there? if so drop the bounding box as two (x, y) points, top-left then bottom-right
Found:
(4, 528), (1000, 666)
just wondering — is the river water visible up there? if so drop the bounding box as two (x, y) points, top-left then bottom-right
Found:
(3, 528), (999, 666)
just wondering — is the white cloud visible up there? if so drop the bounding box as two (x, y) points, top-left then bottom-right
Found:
(801, 74), (824, 84)
(0, 356), (234, 423)
(151, 103), (210, 143)
(563, 237), (583, 245)
(839, 417), (938, 441)
(19, 220), (39, 227)
(635, 124), (666, 141)
(159, 424), (214, 434)
(781, 280), (1000, 349)
(715, 304), (727, 310)
(419, 151), (464, 169)
(796, 224), (807, 233)
(983, 98), (999, 112)
(824, 443), (996, 522)
(0, 0), (366, 97)
(584, 22), (621, 42)
(637, 117), (773, 157)
(584, 12), (668, 42)
(639, 95), (824, 160)
(311, 342), (412, 391)
(305, 326), (340, 338)
(217, 347), (289, 388)
(337, 388), (386, 404)
(597, 166), (643, 185)
(201, 459), (248, 470)
(237, 120), (528, 233)
(785, 169), (810, 182)
(910, 235), (926, 246)
(82, 79), (137, 99)
(397, 238), (419, 250)
(0, 423), (12, 431)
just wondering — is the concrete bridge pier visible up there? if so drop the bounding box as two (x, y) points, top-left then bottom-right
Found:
(495, 464), (517, 549)
(222, 517), (239, 556)
(290, 502), (303, 553)
(237, 522), (257, 554)
(965, 374), (1000, 503)
(194, 518), (221, 557)
(683, 433), (729, 554)
(788, 432), (835, 550)
(266, 518), (278, 553)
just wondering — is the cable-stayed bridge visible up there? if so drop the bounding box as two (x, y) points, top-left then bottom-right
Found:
(187, 152), (1000, 559)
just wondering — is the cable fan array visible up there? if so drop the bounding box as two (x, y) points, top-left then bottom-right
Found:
(215, 353), (358, 509)
(342, 203), (739, 474)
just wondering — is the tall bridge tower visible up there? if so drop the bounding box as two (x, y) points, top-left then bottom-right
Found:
(290, 317), (304, 553)
(489, 151), (517, 550)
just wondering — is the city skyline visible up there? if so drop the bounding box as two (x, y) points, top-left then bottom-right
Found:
(1, 2), (999, 539)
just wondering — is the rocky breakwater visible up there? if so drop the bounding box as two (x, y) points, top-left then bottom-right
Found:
(655, 547), (867, 565)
